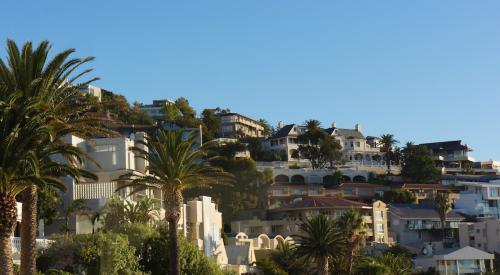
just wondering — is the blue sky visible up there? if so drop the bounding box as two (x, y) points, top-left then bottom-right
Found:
(2, 1), (500, 160)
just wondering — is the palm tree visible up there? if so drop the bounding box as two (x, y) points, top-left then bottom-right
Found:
(293, 214), (345, 275)
(305, 119), (321, 130)
(434, 192), (451, 242)
(357, 253), (412, 275)
(119, 130), (232, 275)
(379, 134), (399, 174)
(0, 39), (106, 275)
(123, 198), (160, 224)
(336, 209), (367, 274)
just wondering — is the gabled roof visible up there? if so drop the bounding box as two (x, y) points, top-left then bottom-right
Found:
(434, 246), (494, 260)
(269, 196), (369, 212)
(389, 204), (465, 220)
(269, 124), (295, 139)
(325, 127), (365, 139)
(420, 140), (469, 151)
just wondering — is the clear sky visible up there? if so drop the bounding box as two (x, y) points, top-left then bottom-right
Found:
(2, 1), (500, 160)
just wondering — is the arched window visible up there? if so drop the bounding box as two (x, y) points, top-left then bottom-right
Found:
(353, 175), (367, 183)
(275, 175), (289, 183)
(291, 175), (305, 184)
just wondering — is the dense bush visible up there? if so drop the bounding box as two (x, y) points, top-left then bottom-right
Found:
(140, 227), (228, 275)
(37, 232), (139, 275)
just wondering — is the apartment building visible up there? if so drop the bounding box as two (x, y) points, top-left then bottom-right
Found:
(388, 204), (465, 251)
(262, 122), (384, 165)
(420, 140), (475, 171)
(336, 183), (390, 201)
(140, 99), (175, 119)
(45, 132), (162, 235)
(219, 112), (265, 138)
(180, 196), (228, 266)
(81, 84), (102, 102)
(459, 219), (500, 253)
(413, 246), (494, 275)
(400, 183), (460, 204)
(232, 197), (389, 244)
(453, 179), (500, 219)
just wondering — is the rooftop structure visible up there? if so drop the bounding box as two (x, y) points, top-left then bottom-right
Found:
(219, 112), (265, 138)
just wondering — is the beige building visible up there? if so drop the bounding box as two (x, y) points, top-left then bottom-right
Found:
(400, 183), (460, 204)
(180, 196), (228, 266)
(45, 132), (163, 235)
(459, 219), (500, 253)
(219, 113), (265, 138)
(232, 198), (389, 244)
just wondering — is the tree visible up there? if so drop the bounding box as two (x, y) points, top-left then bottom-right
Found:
(297, 124), (342, 169)
(382, 189), (416, 204)
(162, 101), (182, 123)
(119, 130), (232, 275)
(336, 209), (367, 274)
(0, 39), (105, 275)
(434, 192), (451, 242)
(123, 198), (160, 225)
(61, 199), (91, 234)
(293, 214), (345, 275)
(37, 232), (139, 274)
(356, 253), (412, 275)
(401, 145), (441, 182)
(379, 134), (399, 174)
(140, 229), (229, 275)
(259, 119), (273, 136)
(201, 108), (221, 141)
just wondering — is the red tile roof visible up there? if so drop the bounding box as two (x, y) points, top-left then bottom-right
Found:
(338, 183), (387, 189)
(401, 183), (451, 191)
(269, 196), (369, 211)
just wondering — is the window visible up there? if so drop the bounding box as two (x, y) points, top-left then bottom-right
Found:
(93, 144), (116, 152)
(355, 141), (360, 147)
(374, 211), (383, 221)
(375, 224), (384, 233)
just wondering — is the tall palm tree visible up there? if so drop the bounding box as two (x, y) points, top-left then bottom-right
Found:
(336, 209), (367, 274)
(357, 253), (412, 275)
(305, 119), (321, 131)
(379, 134), (399, 174)
(119, 130), (232, 275)
(293, 214), (345, 275)
(434, 192), (451, 242)
(0, 39), (104, 275)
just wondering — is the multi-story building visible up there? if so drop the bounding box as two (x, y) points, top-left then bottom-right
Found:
(419, 140), (475, 171)
(459, 219), (500, 253)
(140, 99), (174, 119)
(413, 246), (494, 275)
(336, 183), (390, 201)
(180, 196), (228, 266)
(81, 84), (103, 102)
(400, 183), (460, 204)
(268, 184), (340, 209)
(262, 122), (384, 166)
(219, 113), (265, 138)
(453, 179), (500, 219)
(232, 197), (389, 244)
(46, 132), (162, 235)
(388, 204), (465, 251)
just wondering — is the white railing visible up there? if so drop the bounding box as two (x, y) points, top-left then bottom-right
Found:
(74, 181), (118, 200)
(11, 237), (53, 253)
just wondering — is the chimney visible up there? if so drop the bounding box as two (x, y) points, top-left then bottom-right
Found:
(277, 121), (284, 129)
(331, 122), (337, 128)
(355, 123), (361, 132)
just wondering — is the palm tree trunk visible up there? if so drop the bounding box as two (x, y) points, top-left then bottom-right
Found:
(348, 242), (354, 275)
(20, 186), (37, 275)
(0, 193), (19, 275)
(165, 190), (183, 275)
(318, 256), (329, 275)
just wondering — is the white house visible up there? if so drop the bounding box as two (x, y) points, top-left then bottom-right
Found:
(454, 179), (500, 219)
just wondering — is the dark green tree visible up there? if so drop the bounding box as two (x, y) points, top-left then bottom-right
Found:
(401, 145), (441, 182)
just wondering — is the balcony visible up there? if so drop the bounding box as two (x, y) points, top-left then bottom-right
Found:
(11, 237), (53, 254)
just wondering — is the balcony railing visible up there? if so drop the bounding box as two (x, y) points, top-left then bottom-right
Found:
(74, 181), (118, 200)
(11, 237), (53, 253)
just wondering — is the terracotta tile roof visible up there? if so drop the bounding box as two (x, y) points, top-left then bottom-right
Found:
(269, 196), (369, 212)
(401, 183), (452, 191)
(338, 183), (388, 189)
